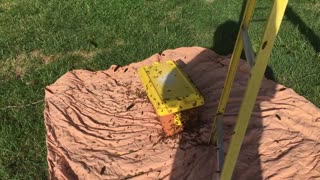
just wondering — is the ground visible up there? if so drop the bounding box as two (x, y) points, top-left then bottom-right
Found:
(0, 0), (319, 179)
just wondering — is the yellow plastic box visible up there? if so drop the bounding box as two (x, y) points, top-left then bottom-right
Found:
(137, 60), (204, 125)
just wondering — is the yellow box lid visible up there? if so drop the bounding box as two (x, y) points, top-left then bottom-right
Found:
(137, 60), (204, 116)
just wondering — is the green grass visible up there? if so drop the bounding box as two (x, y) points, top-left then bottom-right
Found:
(0, 0), (319, 179)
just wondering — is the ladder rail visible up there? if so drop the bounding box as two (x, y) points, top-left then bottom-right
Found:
(209, 0), (257, 144)
(220, 0), (288, 179)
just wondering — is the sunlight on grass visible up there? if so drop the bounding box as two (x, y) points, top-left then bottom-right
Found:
(0, 2), (17, 10)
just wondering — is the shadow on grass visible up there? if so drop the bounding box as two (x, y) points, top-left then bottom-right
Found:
(285, 5), (320, 53)
(211, 0), (246, 57)
(211, 20), (239, 56)
(210, 0), (275, 81)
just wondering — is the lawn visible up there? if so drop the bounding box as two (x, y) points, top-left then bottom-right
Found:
(0, 0), (319, 179)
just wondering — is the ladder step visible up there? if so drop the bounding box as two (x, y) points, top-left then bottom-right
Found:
(241, 26), (255, 68)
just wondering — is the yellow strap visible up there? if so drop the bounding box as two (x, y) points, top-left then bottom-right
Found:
(220, 0), (288, 179)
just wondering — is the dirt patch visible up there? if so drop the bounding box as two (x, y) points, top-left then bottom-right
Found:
(114, 39), (126, 46)
(31, 49), (107, 64)
(160, 6), (182, 26)
(0, 2), (17, 10)
(0, 48), (109, 79)
(305, 1), (320, 10)
(0, 53), (30, 79)
(167, 7), (182, 21)
(204, 0), (215, 3)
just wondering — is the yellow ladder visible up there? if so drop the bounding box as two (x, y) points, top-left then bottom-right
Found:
(209, 0), (288, 179)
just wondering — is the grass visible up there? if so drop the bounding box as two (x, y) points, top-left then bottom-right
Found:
(0, 0), (319, 179)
